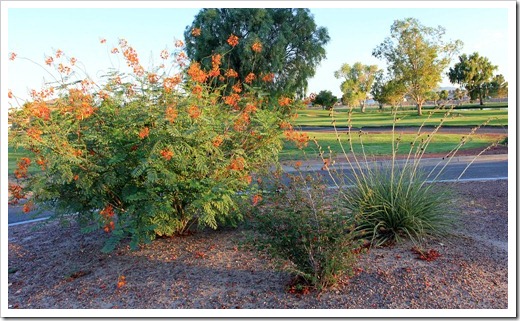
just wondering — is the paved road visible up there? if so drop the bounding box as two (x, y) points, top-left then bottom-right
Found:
(8, 154), (508, 225)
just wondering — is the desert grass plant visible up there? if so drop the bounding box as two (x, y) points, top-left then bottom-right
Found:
(8, 36), (305, 252)
(252, 169), (361, 291)
(317, 105), (506, 247)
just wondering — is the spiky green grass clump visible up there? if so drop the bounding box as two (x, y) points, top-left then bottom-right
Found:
(341, 166), (455, 246)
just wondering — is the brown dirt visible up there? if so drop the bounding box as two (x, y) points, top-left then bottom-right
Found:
(7, 180), (508, 310)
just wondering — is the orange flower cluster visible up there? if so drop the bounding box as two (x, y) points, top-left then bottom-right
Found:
(27, 127), (43, 141)
(279, 121), (293, 130)
(22, 201), (34, 213)
(68, 88), (94, 120)
(252, 194), (262, 206)
(14, 157), (31, 179)
(160, 148), (174, 161)
(227, 34), (239, 47)
(187, 62), (208, 83)
(243, 174), (253, 184)
(165, 105), (178, 123)
(80, 78), (95, 94)
(233, 112), (250, 132)
(212, 135), (224, 147)
(160, 49), (169, 60)
(208, 54), (222, 77)
(45, 56), (54, 66)
(188, 105), (202, 119)
(261, 73), (275, 82)
(244, 103), (257, 114)
(232, 82), (242, 93)
(284, 130), (309, 149)
(176, 51), (188, 67)
(191, 28), (201, 37)
(251, 41), (262, 53)
(245, 73), (256, 84)
(111, 47), (119, 54)
(175, 40), (184, 48)
(57, 63), (71, 75)
(225, 69), (238, 78)
(228, 156), (245, 171)
(8, 183), (26, 205)
(164, 75), (181, 92)
(147, 73), (159, 84)
(9, 52), (17, 60)
(8, 90), (13, 99)
(55, 49), (63, 58)
(117, 275), (127, 288)
(36, 156), (47, 170)
(100, 204), (115, 233)
(278, 96), (292, 107)
(100, 38), (107, 44)
(223, 93), (240, 109)
(120, 40), (144, 76)
(139, 127), (150, 139)
(29, 101), (51, 120)
(72, 149), (83, 157)
(70, 57), (77, 66)
(191, 84), (203, 98)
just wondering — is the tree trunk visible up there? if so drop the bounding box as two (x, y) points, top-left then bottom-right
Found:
(417, 103), (423, 116)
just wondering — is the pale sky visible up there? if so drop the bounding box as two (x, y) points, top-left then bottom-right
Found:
(3, 1), (515, 101)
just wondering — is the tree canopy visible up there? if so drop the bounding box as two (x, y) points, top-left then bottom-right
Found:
(448, 52), (497, 105)
(370, 71), (406, 109)
(184, 8), (330, 99)
(313, 90), (338, 110)
(334, 62), (379, 112)
(373, 18), (462, 115)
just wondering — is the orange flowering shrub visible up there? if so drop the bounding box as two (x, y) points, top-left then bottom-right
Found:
(8, 36), (301, 252)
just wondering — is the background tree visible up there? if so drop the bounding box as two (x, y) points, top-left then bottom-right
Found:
(313, 90), (338, 110)
(371, 71), (406, 109)
(184, 8), (330, 99)
(373, 18), (462, 115)
(437, 89), (449, 106)
(334, 62), (379, 112)
(447, 52), (497, 105)
(485, 74), (508, 99)
(453, 88), (466, 105)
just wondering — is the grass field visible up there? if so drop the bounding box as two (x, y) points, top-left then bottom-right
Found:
(280, 131), (507, 160)
(295, 107), (508, 128)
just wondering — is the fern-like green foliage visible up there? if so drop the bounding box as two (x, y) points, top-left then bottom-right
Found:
(8, 39), (302, 251)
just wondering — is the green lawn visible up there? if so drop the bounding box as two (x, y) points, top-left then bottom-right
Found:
(295, 107), (508, 128)
(280, 131), (507, 161)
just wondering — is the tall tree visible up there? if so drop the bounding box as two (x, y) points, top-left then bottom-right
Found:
(447, 52), (497, 105)
(334, 62), (379, 112)
(371, 71), (406, 109)
(184, 9), (330, 99)
(373, 18), (462, 115)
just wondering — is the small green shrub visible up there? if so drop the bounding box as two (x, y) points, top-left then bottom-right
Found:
(253, 171), (360, 291)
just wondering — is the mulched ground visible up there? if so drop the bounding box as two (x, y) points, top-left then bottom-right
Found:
(7, 180), (508, 313)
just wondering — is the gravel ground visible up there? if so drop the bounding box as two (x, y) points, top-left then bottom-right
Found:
(7, 180), (508, 312)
